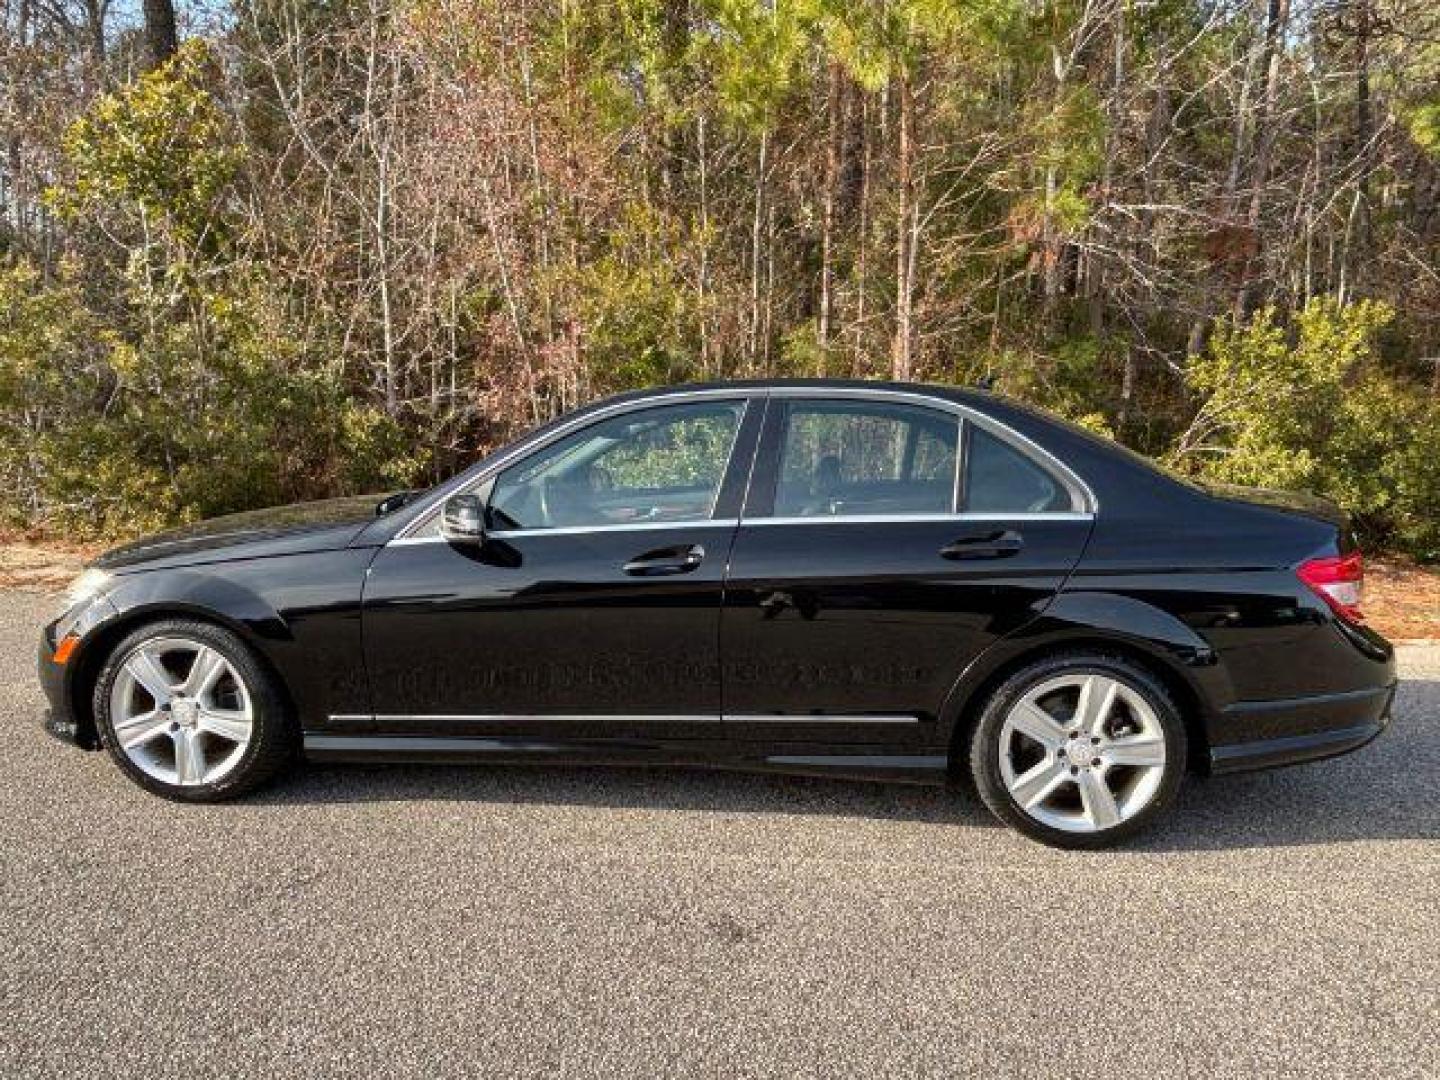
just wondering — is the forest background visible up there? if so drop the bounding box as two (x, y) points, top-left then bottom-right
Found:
(2, 0), (1438, 557)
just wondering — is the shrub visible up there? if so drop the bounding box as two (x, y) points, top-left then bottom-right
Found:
(1174, 299), (1440, 558)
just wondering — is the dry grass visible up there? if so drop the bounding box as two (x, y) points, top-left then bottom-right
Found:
(1364, 558), (1440, 642)
(0, 542), (88, 592)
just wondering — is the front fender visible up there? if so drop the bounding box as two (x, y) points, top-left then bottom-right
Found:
(50, 550), (373, 740)
(104, 569), (293, 644)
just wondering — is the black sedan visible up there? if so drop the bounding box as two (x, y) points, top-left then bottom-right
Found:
(38, 380), (1396, 847)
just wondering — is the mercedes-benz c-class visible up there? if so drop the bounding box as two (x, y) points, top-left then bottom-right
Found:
(38, 381), (1395, 847)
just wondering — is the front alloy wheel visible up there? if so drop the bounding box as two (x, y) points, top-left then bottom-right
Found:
(970, 654), (1186, 848)
(94, 618), (294, 801)
(109, 636), (255, 787)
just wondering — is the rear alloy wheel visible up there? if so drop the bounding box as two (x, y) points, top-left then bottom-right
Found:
(94, 619), (293, 801)
(969, 654), (1186, 848)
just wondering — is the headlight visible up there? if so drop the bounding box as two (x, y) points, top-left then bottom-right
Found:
(61, 568), (112, 613)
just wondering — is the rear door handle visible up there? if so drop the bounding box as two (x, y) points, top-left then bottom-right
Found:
(623, 544), (706, 576)
(940, 529), (1024, 560)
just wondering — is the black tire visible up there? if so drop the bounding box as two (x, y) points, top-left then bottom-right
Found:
(967, 652), (1187, 849)
(93, 618), (295, 802)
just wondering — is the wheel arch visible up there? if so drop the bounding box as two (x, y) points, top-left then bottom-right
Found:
(942, 624), (1221, 781)
(65, 601), (297, 751)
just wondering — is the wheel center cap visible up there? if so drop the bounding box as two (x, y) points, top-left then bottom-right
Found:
(172, 700), (199, 727)
(1066, 740), (1093, 768)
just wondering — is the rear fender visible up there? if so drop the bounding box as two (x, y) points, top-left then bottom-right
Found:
(938, 590), (1234, 744)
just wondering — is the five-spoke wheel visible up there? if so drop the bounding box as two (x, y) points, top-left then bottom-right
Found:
(970, 654), (1186, 848)
(94, 619), (292, 801)
(109, 636), (255, 787)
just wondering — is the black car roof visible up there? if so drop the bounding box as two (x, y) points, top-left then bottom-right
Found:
(593, 378), (1080, 449)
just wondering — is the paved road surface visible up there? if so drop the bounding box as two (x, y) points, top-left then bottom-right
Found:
(2, 589), (1436, 1078)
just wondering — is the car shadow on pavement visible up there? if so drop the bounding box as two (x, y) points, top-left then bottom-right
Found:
(256, 681), (1439, 852)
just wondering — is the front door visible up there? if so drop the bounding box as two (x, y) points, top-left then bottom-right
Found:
(359, 396), (758, 742)
(721, 395), (1094, 745)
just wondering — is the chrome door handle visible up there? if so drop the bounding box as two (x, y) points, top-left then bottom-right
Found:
(940, 529), (1024, 560)
(623, 544), (706, 576)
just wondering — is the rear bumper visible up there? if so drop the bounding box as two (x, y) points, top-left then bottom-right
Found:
(1208, 683), (1394, 774)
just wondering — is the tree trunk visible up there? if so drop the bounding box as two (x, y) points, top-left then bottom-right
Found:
(697, 111), (712, 375)
(1350, 0), (1374, 279)
(142, 0), (177, 70)
(1089, 0), (1126, 336)
(1234, 0), (1290, 320)
(660, 0), (690, 195)
(749, 132), (768, 364)
(6, 0), (32, 237)
(81, 0), (107, 87)
(891, 73), (916, 382)
(854, 92), (873, 373)
(818, 62), (843, 349)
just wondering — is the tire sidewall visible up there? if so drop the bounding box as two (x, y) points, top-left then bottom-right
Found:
(970, 653), (1188, 849)
(94, 618), (290, 802)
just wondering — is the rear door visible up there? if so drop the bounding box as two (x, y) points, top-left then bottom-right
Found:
(721, 391), (1094, 745)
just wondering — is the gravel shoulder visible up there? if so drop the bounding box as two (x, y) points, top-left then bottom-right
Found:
(2, 589), (1437, 1079)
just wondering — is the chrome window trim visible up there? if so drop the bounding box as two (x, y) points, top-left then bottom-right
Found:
(393, 384), (1097, 543)
(389, 518), (741, 545)
(768, 394), (964, 515)
(953, 417), (966, 513)
(394, 389), (755, 541)
(330, 714), (724, 726)
(486, 396), (748, 535)
(760, 387), (1093, 517)
(389, 511), (1092, 545)
(728, 714), (920, 725)
(741, 512), (1095, 527)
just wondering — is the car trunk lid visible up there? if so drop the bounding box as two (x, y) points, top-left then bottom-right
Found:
(1200, 481), (1349, 531)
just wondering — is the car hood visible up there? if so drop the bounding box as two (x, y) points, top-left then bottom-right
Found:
(95, 495), (385, 572)
(1202, 481), (1348, 528)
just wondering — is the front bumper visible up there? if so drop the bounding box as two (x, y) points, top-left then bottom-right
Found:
(42, 709), (98, 749)
(37, 601), (115, 752)
(1207, 683), (1395, 774)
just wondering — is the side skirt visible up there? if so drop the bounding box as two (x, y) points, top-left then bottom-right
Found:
(304, 720), (950, 786)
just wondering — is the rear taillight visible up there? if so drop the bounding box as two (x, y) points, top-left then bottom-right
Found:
(1297, 552), (1364, 624)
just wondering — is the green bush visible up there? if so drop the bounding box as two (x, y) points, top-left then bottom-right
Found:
(1174, 299), (1440, 558)
(0, 261), (421, 539)
(1, 49), (422, 540)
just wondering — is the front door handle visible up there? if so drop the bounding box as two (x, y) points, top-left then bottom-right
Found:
(623, 544), (706, 576)
(940, 529), (1024, 560)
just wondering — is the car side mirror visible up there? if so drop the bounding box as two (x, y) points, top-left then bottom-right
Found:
(440, 492), (487, 544)
(374, 489), (418, 516)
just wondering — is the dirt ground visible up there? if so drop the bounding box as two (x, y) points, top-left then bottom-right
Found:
(5, 541), (1437, 642)
(1363, 558), (1440, 641)
(0, 542), (90, 594)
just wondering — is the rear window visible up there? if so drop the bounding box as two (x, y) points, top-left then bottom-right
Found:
(962, 426), (1072, 513)
(771, 400), (959, 517)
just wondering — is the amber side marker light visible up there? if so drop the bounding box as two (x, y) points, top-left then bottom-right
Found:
(52, 633), (81, 665)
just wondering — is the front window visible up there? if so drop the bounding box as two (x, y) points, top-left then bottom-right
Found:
(770, 400), (959, 517)
(486, 401), (745, 530)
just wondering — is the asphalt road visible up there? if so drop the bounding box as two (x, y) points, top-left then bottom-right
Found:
(2, 589), (1437, 1079)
